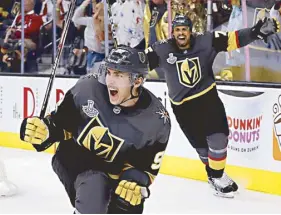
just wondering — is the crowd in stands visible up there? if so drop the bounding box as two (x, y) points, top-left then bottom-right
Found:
(0, 0), (280, 79)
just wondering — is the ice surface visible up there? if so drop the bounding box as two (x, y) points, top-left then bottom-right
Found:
(0, 147), (280, 214)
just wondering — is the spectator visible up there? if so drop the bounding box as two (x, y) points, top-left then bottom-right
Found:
(111, 0), (144, 47)
(4, 0), (43, 50)
(0, 8), (10, 38)
(268, 1), (281, 50)
(270, 0), (281, 22)
(0, 1), (21, 39)
(72, 0), (107, 73)
(40, 0), (71, 28)
(1, 0), (43, 72)
(1, 0), (43, 73)
(40, 0), (53, 30)
(184, 0), (206, 33)
(143, 0), (172, 48)
(142, 0), (174, 79)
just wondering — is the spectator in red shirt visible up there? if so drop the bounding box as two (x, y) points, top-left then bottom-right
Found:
(4, 0), (43, 50)
(1, 0), (43, 72)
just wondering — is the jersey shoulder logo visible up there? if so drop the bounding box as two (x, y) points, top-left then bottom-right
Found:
(176, 57), (202, 88)
(159, 39), (168, 44)
(77, 116), (124, 162)
(156, 108), (170, 124)
(82, 100), (99, 118)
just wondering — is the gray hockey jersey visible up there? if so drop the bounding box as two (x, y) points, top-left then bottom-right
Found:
(146, 31), (243, 105)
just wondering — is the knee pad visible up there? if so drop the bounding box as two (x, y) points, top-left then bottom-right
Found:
(74, 171), (110, 214)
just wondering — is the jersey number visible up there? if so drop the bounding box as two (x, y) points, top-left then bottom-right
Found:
(151, 151), (165, 170)
(214, 31), (227, 38)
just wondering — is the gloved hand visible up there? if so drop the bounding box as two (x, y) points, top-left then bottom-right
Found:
(115, 180), (149, 206)
(20, 117), (49, 145)
(252, 17), (280, 43)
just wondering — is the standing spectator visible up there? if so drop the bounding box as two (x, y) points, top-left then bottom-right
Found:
(270, 0), (281, 22)
(142, 0), (174, 79)
(143, 0), (171, 48)
(1, 0), (43, 73)
(72, 0), (107, 73)
(41, 0), (71, 29)
(111, 0), (145, 47)
(269, 1), (281, 50)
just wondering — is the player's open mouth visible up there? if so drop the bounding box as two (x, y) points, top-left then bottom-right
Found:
(109, 88), (118, 97)
(177, 35), (186, 41)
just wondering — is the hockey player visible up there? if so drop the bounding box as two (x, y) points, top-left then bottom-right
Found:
(20, 46), (171, 213)
(145, 14), (280, 198)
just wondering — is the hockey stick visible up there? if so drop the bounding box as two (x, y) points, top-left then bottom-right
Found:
(32, 0), (77, 152)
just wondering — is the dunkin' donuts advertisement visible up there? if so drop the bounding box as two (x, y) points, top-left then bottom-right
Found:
(218, 90), (266, 154)
(217, 88), (273, 169)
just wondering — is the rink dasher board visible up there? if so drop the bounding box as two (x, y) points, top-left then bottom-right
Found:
(0, 75), (280, 195)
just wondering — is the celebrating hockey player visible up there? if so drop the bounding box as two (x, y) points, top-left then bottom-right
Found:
(145, 14), (280, 198)
(20, 46), (171, 213)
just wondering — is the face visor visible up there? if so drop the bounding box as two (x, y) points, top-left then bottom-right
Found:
(97, 61), (146, 87)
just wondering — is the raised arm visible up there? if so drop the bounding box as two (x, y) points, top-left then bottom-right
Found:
(212, 17), (280, 52)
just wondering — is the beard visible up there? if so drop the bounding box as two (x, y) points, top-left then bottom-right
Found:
(176, 37), (189, 48)
(177, 41), (188, 47)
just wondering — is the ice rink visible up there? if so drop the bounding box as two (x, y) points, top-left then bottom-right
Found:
(0, 147), (281, 214)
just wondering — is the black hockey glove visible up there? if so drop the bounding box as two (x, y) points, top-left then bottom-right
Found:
(251, 17), (280, 43)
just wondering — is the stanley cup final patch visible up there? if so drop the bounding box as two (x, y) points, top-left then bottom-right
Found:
(167, 53), (177, 64)
(82, 100), (99, 118)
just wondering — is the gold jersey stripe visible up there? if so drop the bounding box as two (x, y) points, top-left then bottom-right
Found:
(108, 173), (120, 180)
(209, 158), (226, 170)
(170, 83), (216, 105)
(227, 31), (239, 51)
(145, 171), (156, 183)
(122, 163), (134, 171)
